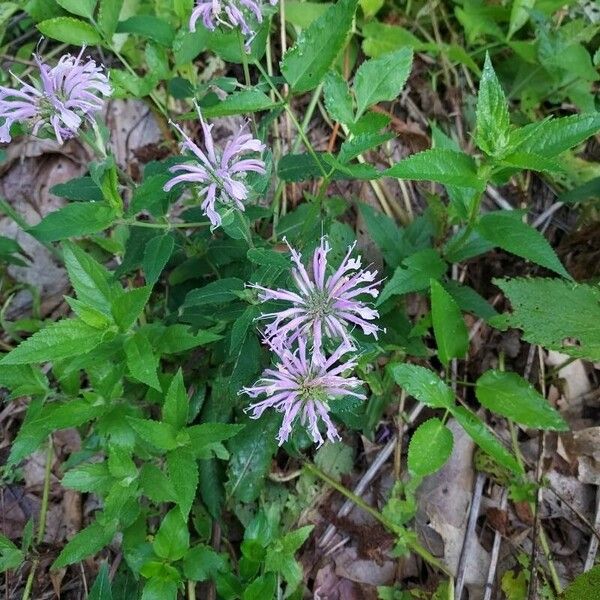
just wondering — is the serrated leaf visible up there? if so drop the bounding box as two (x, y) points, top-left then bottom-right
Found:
(167, 447), (198, 518)
(408, 418), (453, 476)
(388, 363), (454, 408)
(475, 53), (511, 157)
(37, 16), (102, 44)
(127, 417), (178, 451)
(88, 562), (113, 600)
(377, 248), (446, 304)
(98, 0), (123, 38)
(182, 278), (244, 307)
(52, 521), (116, 569)
(55, 0), (96, 19)
(508, 0), (535, 38)
(28, 202), (115, 242)
(247, 247), (290, 269)
(62, 463), (113, 493)
(386, 148), (482, 188)
(353, 48), (413, 120)
(281, 0), (358, 93)
(116, 15), (175, 46)
(0, 364), (49, 398)
(442, 280), (498, 321)
(163, 369), (188, 430)
(141, 579), (177, 600)
(153, 508), (189, 561)
(0, 319), (108, 365)
(51, 177), (103, 201)
(229, 306), (260, 358)
(142, 233), (174, 285)
(139, 463), (176, 503)
(451, 406), (522, 474)
(516, 114), (600, 158)
(476, 211), (570, 278)
(314, 442), (353, 481)
(187, 422), (244, 458)
(430, 279), (469, 365)
(338, 131), (394, 164)
(201, 90), (279, 117)
(111, 286), (151, 331)
(184, 544), (226, 581)
(0, 535), (23, 571)
(323, 70), (354, 124)
(476, 370), (568, 431)
(124, 331), (161, 390)
(242, 573), (277, 600)
(62, 241), (113, 314)
(492, 277), (600, 360)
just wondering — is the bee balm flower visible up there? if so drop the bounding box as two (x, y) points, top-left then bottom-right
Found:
(164, 118), (266, 228)
(251, 238), (382, 355)
(0, 49), (111, 144)
(241, 339), (365, 446)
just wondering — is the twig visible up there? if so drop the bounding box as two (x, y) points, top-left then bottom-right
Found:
(483, 488), (508, 600)
(486, 185), (513, 211)
(584, 488), (600, 571)
(454, 472), (486, 599)
(532, 202), (563, 230)
(319, 403), (425, 549)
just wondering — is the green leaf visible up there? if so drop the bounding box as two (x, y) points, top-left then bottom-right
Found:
(98, 0), (123, 38)
(388, 363), (454, 409)
(62, 463), (113, 493)
(242, 573), (277, 600)
(361, 21), (426, 57)
(55, 0), (96, 19)
(167, 447), (199, 518)
(430, 279), (469, 365)
(476, 370), (568, 431)
(562, 565), (600, 600)
(28, 202), (115, 242)
(475, 53), (511, 157)
(53, 521), (116, 568)
(62, 241), (113, 315)
(187, 423), (244, 458)
(451, 406), (522, 474)
(0, 535), (24, 572)
(163, 369), (188, 430)
(323, 70), (354, 124)
(139, 463), (176, 503)
(508, 0), (535, 38)
(476, 211), (570, 278)
(141, 579), (177, 600)
(314, 442), (354, 481)
(492, 277), (600, 360)
(408, 418), (453, 476)
(442, 280), (498, 321)
(150, 324), (221, 354)
(226, 415), (278, 502)
(516, 114), (600, 158)
(184, 544), (226, 581)
(111, 286), (151, 331)
(285, 1), (329, 27)
(153, 507), (189, 561)
(116, 15), (175, 46)
(265, 526), (313, 590)
(0, 319), (108, 365)
(281, 0), (358, 93)
(127, 417), (178, 451)
(143, 234), (174, 285)
(338, 132), (394, 164)
(229, 306), (260, 358)
(124, 331), (161, 390)
(0, 364), (49, 398)
(88, 562), (113, 600)
(201, 90), (279, 117)
(51, 177), (103, 201)
(37, 16), (102, 44)
(247, 247), (290, 269)
(357, 203), (405, 266)
(182, 278), (244, 307)
(377, 249), (446, 304)
(353, 48), (413, 120)
(386, 149), (482, 189)
(499, 151), (562, 172)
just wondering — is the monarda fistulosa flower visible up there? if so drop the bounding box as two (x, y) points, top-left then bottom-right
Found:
(241, 338), (366, 446)
(0, 49), (111, 144)
(250, 237), (382, 357)
(189, 0), (277, 46)
(164, 116), (266, 228)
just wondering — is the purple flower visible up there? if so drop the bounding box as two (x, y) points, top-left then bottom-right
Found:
(189, 0), (277, 45)
(164, 116), (266, 228)
(0, 49), (111, 144)
(242, 338), (365, 446)
(251, 238), (382, 355)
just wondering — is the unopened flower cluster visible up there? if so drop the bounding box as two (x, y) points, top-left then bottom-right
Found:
(242, 238), (382, 446)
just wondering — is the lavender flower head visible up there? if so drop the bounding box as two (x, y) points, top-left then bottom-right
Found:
(242, 338), (365, 446)
(251, 238), (382, 355)
(0, 49), (111, 144)
(164, 116), (266, 228)
(190, 0), (278, 46)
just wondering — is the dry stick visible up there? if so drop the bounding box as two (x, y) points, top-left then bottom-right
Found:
(532, 202), (563, 230)
(584, 490), (600, 571)
(318, 402), (425, 550)
(483, 488), (508, 600)
(454, 472), (486, 600)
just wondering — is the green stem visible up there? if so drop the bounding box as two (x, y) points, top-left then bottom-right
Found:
(37, 437), (53, 545)
(187, 580), (197, 600)
(304, 462), (452, 577)
(21, 559), (39, 600)
(120, 220), (210, 229)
